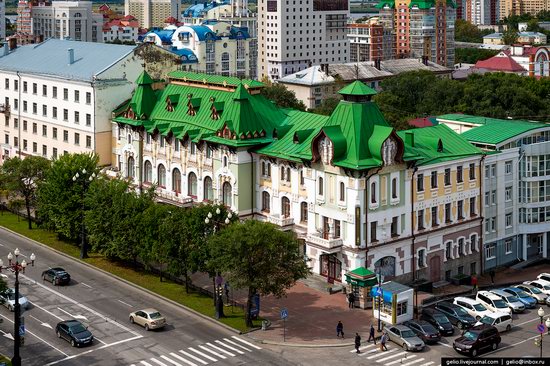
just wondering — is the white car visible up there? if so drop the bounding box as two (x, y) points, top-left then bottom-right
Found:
(454, 297), (494, 320)
(475, 312), (513, 333)
(525, 281), (550, 296)
(0, 288), (29, 312)
(476, 291), (512, 315)
(536, 273), (550, 286)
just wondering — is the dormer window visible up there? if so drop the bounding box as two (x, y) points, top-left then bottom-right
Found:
(187, 93), (197, 116)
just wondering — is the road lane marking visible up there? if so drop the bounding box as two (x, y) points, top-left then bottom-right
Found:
(30, 301), (64, 321)
(231, 336), (262, 349)
(56, 307), (88, 322)
(419, 362), (435, 366)
(93, 335), (107, 345)
(350, 343), (377, 352)
(178, 350), (209, 365)
(214, 340), (244, 354)
(150, 359), (169, 366)
(118, 299), (133, 307)
(386, 355), (414, 365)
(188, 347), (218, 362)
(367, 348), (396, 359)
(516, 315), (550, 327)
(160, 355), (187, 366)
(169, 353), (199, 366)
(29, 314), (53, 329)
(81, 282), (93, 289)
(223, 337), (252, 352)
(436, 341), (452, 348)
(140, 362), (153, 366)
(402, 358), (425, 366)
(206, 342), (235, 357)
(198, 345), (226, 359)
(377, 351), (408, 362)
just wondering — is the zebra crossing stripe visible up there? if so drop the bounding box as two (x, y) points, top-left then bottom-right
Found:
(387, 356), (415, 366)
(359, 348), (379, 357)
(169, 352), (199, 366)
(377, 351), (409, 362)
(231, 336), (262, 349)
(402, 358), (425, 366)
(188, 347), (218, 362)
(179, 350), (209, 365)
(159, 355), (186, 366)
(199, 345), (227, 359)
(350, 344), (377, 353)
(149, 359), (169, 366)
(206, 342), (235, 357)
(419, 362), (435, 366)
(367, 348), (397, 359)
(223, 337), (252, 352)
(215, 340), (245, 354)
(140, 362), (153, 366)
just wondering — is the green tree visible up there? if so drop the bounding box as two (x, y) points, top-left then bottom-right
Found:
(37, 153), (99, 241)
(454, 19), (492, 43)
(260, 81), (307, 111)
(502, 27), (519, 45)
(310, 97), (341, 115)
(455, 48), (499, 64)
(1, 156), (50, 229)
(0, 277), (8, 305)
(208, 220), (310, 327)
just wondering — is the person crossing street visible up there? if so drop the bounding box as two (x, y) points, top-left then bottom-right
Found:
(355, 333), (361, 353)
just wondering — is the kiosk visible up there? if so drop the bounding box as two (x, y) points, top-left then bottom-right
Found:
(344, 267), (378, 309)
(371, 281), (414, 325)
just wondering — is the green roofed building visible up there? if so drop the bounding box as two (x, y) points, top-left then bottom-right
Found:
(436, 114), (550, 274)
(112, 72), (485, 285)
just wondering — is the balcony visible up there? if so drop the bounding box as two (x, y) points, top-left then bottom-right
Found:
(307, 233), (343, 250)
(267, 214), (294, 228)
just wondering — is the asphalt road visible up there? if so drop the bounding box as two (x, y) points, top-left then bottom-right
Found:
(0, 227), (295, 366)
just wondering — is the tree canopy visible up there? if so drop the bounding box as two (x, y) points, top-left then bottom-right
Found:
(455, 48), (499, 64)
(455, 19), (493, 43)
(260, 79), (307, 111)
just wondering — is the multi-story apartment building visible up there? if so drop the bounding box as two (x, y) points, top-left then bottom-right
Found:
(17, 0), (38, 34)
(182, 0), (257, 38)
(500, 0), (548, 20)
(112, 71), (484, 284)
(377, 0), (456, 68)
(348, 20), (395, 63)
(465, 0), (499, 25)
(102, 15), (140, 43)
(31, 1), (103, 42)
(143, 21), (257, 79)
(0, 0), (5, 40)
(0, 39), (143, 166)
(124, 0), (179, 29)
(257, 0), (350, 81)
(438, 114), (550, 270)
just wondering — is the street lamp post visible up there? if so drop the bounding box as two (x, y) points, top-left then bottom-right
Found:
(72, 169), (96, 259)
(204, 207), (233, 319)
(538, 307), (545, 358)
(0, 249), (36, 366)
(377, 267), (382, 332)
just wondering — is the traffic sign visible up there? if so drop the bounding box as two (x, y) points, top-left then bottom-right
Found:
(376, 287), (382, 296)
(19, 325), (25, 337)
(280, 308), (288, 320)
(537, 324), (547, 334)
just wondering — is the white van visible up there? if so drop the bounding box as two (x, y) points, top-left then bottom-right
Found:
(453, 297), (494, 320)
(536, 273), (550, 287)
(475, 312), (513, 333)
(476, 291), (512, 315)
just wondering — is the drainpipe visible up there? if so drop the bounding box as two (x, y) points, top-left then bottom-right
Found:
(17, 71), (21, 158)
(248, 150), (255, 219)
(139, 127), (144, 194)
(411, 165), (418, 281)
(364, 167), (382, 268)
(479, 154), (486, 274)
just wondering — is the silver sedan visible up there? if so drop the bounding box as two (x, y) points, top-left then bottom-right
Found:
(385, 325), (426, 351)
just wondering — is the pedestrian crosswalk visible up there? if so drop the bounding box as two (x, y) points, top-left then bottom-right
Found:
(348, 343), (436, 366)
(129, 336), (261, 366)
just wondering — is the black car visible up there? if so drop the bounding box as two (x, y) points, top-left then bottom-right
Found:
(420, 308), (454, 336)
(453, 324), (501, 357)
(434, 302), (476, 329)
(42, 267), (71, 285)
(403, 319), (441, 344)
(55, 320), (93, 347)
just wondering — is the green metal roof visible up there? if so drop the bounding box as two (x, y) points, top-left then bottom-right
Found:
(376, 0), (395, 8)
(127, 71), (157, 120)
(397, 124), (483, 166)
(437, 114), (549, 145)
(338, 80), (377, 96)
(168, 71), (264, 89)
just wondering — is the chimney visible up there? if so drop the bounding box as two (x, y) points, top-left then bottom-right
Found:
(68, 48), (75, 65)
(2, 42), (8, 57)
(422, 55), (429, 66)
(405, 131), (415, 147)
(8, 38), (17, 51)
(374, 58), (381, 70)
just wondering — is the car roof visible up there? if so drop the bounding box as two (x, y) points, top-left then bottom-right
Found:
(469, 323), (497, 331)
(391, 324), (413, 331)
(455, 296), (480, 304)
(502, 287), (519, 292)
(478, 290), (501, 299)
(141, 308), (160, 314)
(60, 319), (83, 326)
(51, 267), (67, 272)
(406, 319), (431, 326)
(490, 289), (509, 296)
(423, 307), (444, 315)
(517, 284), (535, 289)
(484, 311), (511, 319)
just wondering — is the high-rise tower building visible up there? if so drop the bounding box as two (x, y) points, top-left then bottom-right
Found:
(500, 0), (548, 21)
(257, 0), (350, 81)
(125, 0), (179, 29)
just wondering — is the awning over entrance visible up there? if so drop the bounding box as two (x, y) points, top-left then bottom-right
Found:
(344, 267), (378, 287)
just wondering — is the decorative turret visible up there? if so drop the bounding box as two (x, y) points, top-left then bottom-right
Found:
(338, 80), (377, 103)
(124, 71), (156, 120)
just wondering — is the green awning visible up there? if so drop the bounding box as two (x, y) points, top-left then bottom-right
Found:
(344, 267), (378, 287)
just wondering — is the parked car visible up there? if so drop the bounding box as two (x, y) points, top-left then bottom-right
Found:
(55, 320), (93, 347)
(501, 287), (537, 308)
(385, 325), (425, 351)
(476, 291), (511, 315)
(536, 273), (550, 286)
(516, 284), (548, 304)
(0, 288), (29, 312)
(490, 289), (525, 313)
(434, 302), (477, 329)
(129, 308), (166, 331)
(403, 320), (441, 344)
(475, 312), (513, 333)
(526, 280), (550, 296)
(41, 267), (71, 286)
(453, 297), (493, 320)
(453, 324), (501, 357)
(421, 308), (454, 336)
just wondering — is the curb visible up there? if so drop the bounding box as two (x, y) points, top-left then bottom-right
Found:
(0, 226), (242, 336)
(248, 334), (383, 348)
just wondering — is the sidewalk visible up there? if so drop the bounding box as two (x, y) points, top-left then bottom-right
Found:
(477, 262), (550, 288)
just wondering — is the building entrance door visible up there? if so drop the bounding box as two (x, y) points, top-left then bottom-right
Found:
(430, 256), (441, 282)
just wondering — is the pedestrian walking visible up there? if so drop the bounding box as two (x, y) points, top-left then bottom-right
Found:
(355, 333), (361, 353)
(471, 275), (478, 293)
(380, 332), (388, 351)
(490, 270), (495, 284)
(368, 324), (376, 344)
(348, 292), (355, 309)
(224, 282), (230, 302)
(336, 321), (344, 338)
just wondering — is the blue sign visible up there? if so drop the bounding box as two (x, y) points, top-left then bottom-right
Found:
(376, 287), (382, 296)
(537, 324), (547, 334)
(19, 325), (25, 336)
(280, 308), (289, 320)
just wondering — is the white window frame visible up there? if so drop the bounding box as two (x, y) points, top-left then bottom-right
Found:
(485, 245), (496, 260)
(505, 161), (512, 175)
(505, 239), (512, 254)
(505, 213), (512, 228)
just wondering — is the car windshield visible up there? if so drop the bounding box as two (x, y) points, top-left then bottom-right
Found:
(494, 300), (508, 308)
(517, 291), (530, 298)
(422, 324), (437, 333)
(480, 316), (495, 325)
(506, 296), (520, 303)
(455, 307), (470, 316)
(462, 330), (479, 341)
(434, 314), (450, 323)
(149, 312), (162, 319)
(69, 324), (86, 333)
(473, 303), (487, 311)
(531, 287), (543, 294)
(401, 330), (415, 338)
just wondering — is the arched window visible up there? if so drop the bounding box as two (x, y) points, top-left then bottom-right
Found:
(300, 202), (308, 222)
(280, 166), (285, 180)
(74, 12), (82, 17)
(262, 191), (270, 212)
(157, 164), (166, 187)
(188, 172), (197, 197)
(281, 196), (291, 217)
(144, 160), (152, 183)
(172, 168), (181, 193)
(392, 178), (397, 199)
(267, 163), (271, 177)
(203, 176), (213, 201)
(261, 161), (266, 176)
(339, 182), (345, 201)
(127, 156), (135, 178)
(222, 182), (232, 206)
(318, 177), (324, 195)
(286, 167), (291, 182)
(223, 156), (228, 167)
(371, 182), (377, 204)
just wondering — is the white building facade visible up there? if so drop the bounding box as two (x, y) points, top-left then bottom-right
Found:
(125, 0), (179, 29)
